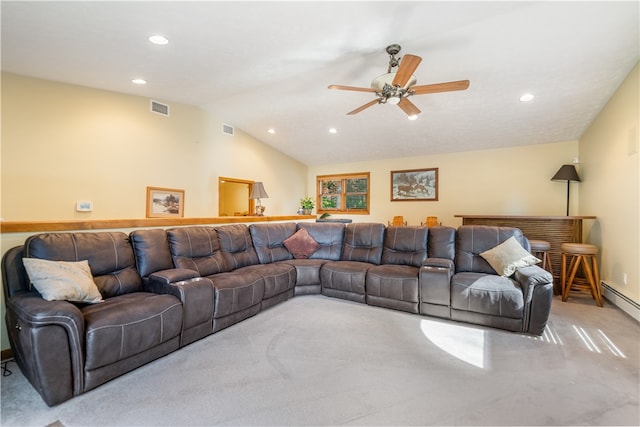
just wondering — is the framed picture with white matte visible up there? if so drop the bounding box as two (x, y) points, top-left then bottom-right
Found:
(146, 186), (184, 218)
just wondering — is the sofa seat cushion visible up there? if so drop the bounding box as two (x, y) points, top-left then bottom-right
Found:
(451, 272), (524, 319)
(207, 272), (265, 318)
(282, 258), (329, 286)
(366, 265), (420, 303)
(320, 260), (373, 295)
(235, 263), (295, 300)
(82, 292), (183, 370)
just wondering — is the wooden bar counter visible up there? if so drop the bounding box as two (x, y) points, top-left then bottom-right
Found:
(455, 215), (596, 293)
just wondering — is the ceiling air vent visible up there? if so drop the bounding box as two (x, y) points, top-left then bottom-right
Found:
(222, 123), (234, 136)
(150, 100), (170, 116)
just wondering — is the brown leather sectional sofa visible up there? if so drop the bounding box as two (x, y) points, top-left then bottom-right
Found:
(1, 222), (553, 406)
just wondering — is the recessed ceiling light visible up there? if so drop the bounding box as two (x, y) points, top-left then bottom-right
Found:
(407, 115), (418, 121)
(131, 78), (147, 85)
(267, 128), (275, 134)
(520, 93), (535, 102)
(329, 128), (337, 134)
(149, 35), (169, 45)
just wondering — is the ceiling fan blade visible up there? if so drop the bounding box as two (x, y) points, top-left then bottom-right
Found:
(328, 84), (377, 93)
(347, 99), (380, 115)
(410, 80), (470, 95)
(392, 54), (422, 87)
(398, 98), (421, 116)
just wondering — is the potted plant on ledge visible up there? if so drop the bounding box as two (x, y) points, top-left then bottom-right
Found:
(300, 196), (315, 215)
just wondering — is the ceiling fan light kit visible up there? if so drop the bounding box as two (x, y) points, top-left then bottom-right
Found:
(329, 44), (470, 117)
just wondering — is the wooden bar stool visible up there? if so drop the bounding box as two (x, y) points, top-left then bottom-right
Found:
(529, 240), (553, 272)
(529, 239), (556, 293)
(560, 243), (602, 307)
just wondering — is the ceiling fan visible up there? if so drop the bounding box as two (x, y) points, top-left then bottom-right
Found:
(328, 44), (470, 117)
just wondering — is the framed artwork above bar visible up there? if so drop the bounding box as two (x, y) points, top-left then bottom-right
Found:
(391, 168), (438, 201)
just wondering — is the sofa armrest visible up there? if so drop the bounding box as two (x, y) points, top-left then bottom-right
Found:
(514, 265), (553, 302)
(514, 265), (554, 335)
(145, 268), (208, 302)
(6, 293), (85, 406)
(145, 270), (215, 345)
(147, 268), (200, 286)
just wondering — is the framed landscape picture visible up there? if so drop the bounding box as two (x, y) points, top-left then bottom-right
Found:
(390, 168), (438, 201)
(146, 186), (185, 218)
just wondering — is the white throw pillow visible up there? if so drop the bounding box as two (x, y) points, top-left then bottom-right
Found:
(22, 258), (103, 303)
(480, 236), (541, 277)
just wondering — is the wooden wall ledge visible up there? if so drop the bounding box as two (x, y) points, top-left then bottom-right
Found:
(0, 215), (316, 233)
(454, 215), (596, 220)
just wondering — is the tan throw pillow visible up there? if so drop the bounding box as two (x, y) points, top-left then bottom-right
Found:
(22, 258), (103, 303)
(283, 228), (321, 259)
(480, 236), (541, 277)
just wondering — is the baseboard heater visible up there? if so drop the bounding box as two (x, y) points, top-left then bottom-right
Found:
(602, 281), (640, 322)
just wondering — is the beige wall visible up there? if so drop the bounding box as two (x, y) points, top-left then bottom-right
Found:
(308, 141), (580, 227)
(580, 63), (639, 304)
(0, 73), (307, 221)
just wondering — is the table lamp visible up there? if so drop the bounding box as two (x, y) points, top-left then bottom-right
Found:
(250, 182), (269, 216)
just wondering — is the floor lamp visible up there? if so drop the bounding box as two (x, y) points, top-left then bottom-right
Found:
(551, 164), (580, 216)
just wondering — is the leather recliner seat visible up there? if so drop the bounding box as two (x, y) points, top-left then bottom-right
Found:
(4, 232), (184, 406)
(320, 223), (385, 303)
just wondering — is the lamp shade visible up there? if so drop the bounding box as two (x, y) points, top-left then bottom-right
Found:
(551, 165), (581, 182)
(551, 164), (580, 216)
(249, 182), (269, 200)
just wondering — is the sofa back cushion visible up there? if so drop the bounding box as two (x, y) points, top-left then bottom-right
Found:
(167, 227), (229, 276)
(24, 232), (141, 298)
(216, 224), (260, 270)
(455, 225), (530, 274)
(381, 226), (428, 267)
(297, 222), (345, 260)
(249, 223), (296, 263)
(427, 226), (456, 260)
(341, 223), (385, 264)
(130, 229), (174, 279)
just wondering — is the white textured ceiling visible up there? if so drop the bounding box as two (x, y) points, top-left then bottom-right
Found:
(2, 1), (638, 166)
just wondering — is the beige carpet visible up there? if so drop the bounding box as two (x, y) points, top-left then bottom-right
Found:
(1, 294), (639, 426)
